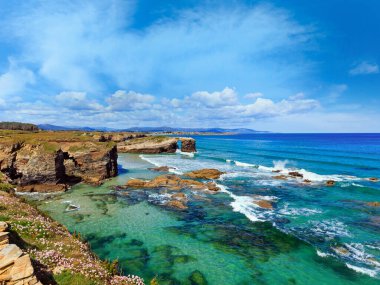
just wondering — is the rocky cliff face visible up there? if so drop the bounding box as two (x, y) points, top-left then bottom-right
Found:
(179, 138), (196, 152)
(0, 140), (118, 191)
(118, 137), (178, 154)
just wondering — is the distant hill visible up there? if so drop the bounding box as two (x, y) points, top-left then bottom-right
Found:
(38, 124), (264, 134)
(0, 122), (39, 131)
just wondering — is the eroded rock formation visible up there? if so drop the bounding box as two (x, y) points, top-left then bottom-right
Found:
(118, 137), (178, 154)
(0, 140), (118, 191)
(179, 138), (196, 152)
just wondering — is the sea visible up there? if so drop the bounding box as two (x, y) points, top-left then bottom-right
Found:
(34, 133), (380, 285)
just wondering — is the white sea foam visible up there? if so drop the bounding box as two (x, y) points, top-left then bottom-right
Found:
(352, 183), (365, 188)
(279, 204), (322, 216)
(345, 263), (378, 278)
(147, 193), (172, 204)
(234, 160), (257, 168)
(273, 160), (290, 170)
(309, 220), (351, 239)
(216, 182), (276, 222)
(316, 250), (333, 258)
(175, 149), (195, 157)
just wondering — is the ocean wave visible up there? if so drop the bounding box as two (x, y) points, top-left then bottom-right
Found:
(216, 182), (276, 222)
(345, 263), (378, 278)
(175, 149), (195, 157)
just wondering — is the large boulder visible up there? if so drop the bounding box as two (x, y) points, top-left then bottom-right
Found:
(180, 138), (196, 153)
(184, 169), (224, 180)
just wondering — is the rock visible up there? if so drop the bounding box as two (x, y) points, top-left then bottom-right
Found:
(288, 171), (303, 178)
(367, 202), (380, 207)
(125, 179), (147, 188)
(179, 138), (196, 152)
(65, 204), (80, 212)
(148, 166), (171, 172)
(0, 244), (22, 270)
(124, 175), (216, 192)
(0, 222), (8, 232)
(188, 270), (208, 285)
(184, 169), (224, 180)
(326, 180), (335, 186)
(171, 193), (187, 202)
(332, 247), (349, 255)
(303, 179), (312, 183)
(273, 175), (287, 180)
(254, 200), (273, 209)
(272, 170), (281, 173)
(205, 182), (220, 192)
(0, 140), (118, 188)
(9, 255), (34, 281)
(0, 232), (9, 245)
(367, 177), (379, 182)
(165, 200), (188, 210)
(118, 137), (178, 154)
(17, 184), (67, 193)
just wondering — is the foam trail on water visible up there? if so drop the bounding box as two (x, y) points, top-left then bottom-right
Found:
(176, 149), (195, 157)
(345, 264), (378, 278)
(216, 183), (265, 222)
(139, 154), (184, 174)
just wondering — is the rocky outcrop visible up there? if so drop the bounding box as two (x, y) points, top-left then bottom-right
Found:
(124, 174), (220, 192)
(0, 222), (42, 285)
(118, 137), (178, 154)
(148, 166), (171, 172)
(0, 140), (118, 191)
(326, 180), (335, 186)
(367, 202), (380, 207)
(184, 169), (224, 180)
(179, 138), (196, 153)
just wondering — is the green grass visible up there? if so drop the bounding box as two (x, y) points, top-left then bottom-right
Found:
(55, 270), (98, 285)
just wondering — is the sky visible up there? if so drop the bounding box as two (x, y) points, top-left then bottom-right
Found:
(0, 0), (379, 132)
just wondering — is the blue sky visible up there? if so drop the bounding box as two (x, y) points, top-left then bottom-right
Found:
(0, 0), (379, 132)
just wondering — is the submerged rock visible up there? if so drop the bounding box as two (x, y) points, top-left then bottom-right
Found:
(165, 200), (188, 210)
(367, 201), (380, 207)
(188, 270), (208, 285)
(17, 184), (67, 193)
(326, 180), (335, 186)
(148, 166), (171, 172)
(184, 169), (224, 179)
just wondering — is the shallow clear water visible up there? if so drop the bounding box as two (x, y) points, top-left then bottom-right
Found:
(35, 134), (380, 284)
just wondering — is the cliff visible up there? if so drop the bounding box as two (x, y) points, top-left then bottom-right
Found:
(0, 131), (118, 191)
(117, 136), (196, 153)
(117, 136), (178, 154)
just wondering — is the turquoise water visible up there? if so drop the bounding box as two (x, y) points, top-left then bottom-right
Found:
(36, 134), (380, 284)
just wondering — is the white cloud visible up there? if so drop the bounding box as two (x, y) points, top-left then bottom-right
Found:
(189, 87), (238, 107)
(349, 62), (379, 75)
(106, 90), (155, 111)
(55, 91), (103, 110)
(1, 1), (314, 96)
(245, 92), (263, 100)
(0, 60), (35, 97)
